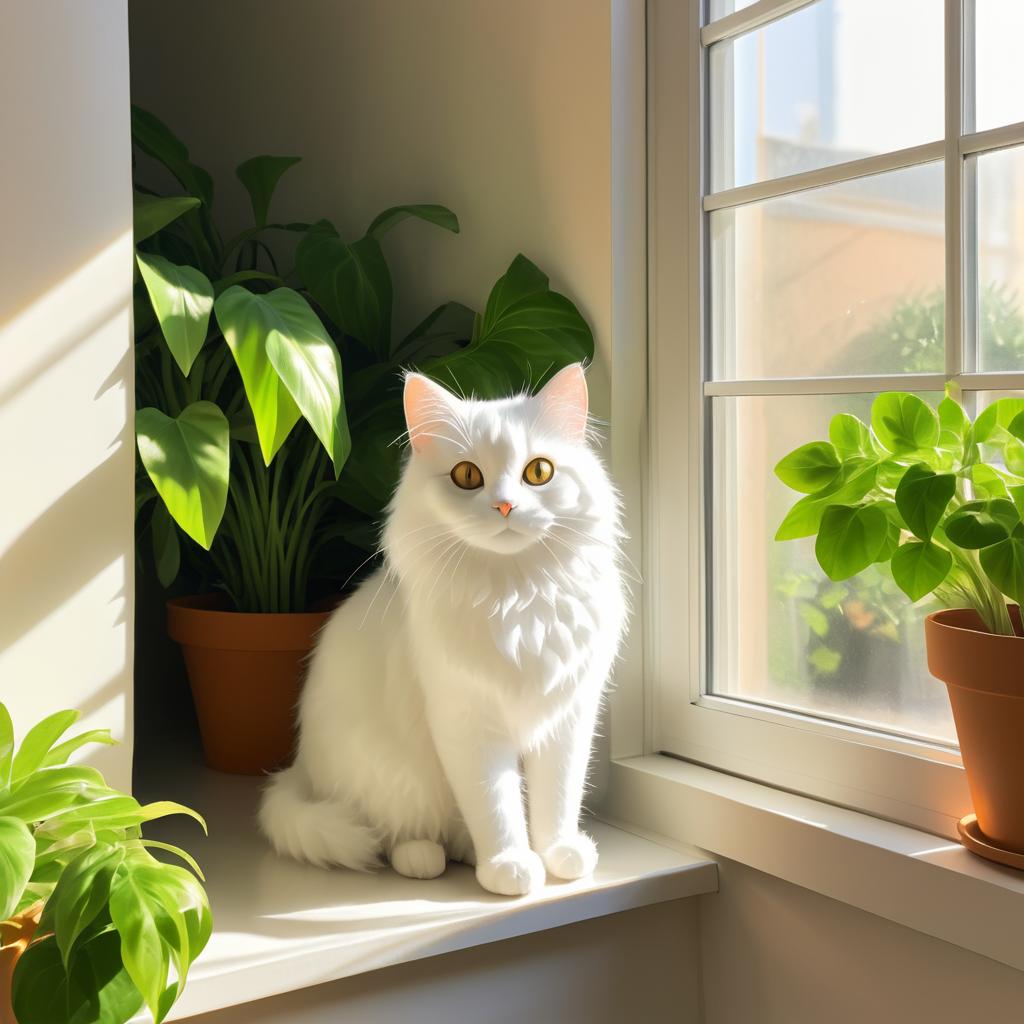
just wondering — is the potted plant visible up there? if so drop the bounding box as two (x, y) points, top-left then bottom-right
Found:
(775, 390), (1024, 867)
(0, 704), (209, 1023)
(133, 109), (594, 774)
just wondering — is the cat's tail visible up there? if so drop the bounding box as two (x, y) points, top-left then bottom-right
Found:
(258, 765), (382, 870)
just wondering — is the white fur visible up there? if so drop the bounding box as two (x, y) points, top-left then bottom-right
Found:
(258, 365), (628, 896)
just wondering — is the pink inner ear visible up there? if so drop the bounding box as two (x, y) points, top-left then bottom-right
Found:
(404, 373), (452, 453)
(537, 364), (589, 443)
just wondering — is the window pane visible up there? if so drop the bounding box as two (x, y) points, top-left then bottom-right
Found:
(711, 163), (945, 380)
(709, 0), (943, 192)
(709, 393), (956, 745)
(975, 145), (1024, 372)
(708, 0), (756, 21)
(973, 1), (1024, 133)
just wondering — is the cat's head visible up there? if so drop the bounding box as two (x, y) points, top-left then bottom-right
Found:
(389, 364), (615, 557)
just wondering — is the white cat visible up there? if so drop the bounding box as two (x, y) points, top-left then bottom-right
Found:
(258, 363), (627, 896)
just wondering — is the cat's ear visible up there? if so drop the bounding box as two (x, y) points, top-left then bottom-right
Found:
(536, 363), (589, 443)
(404, 373), (458, 453)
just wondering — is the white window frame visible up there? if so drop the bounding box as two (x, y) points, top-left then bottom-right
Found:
(643, 0), (1024, 837)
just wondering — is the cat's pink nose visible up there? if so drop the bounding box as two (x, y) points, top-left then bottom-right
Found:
(493, 501), (515, 518)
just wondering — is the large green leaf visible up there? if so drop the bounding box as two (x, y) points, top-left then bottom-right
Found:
(136, 402), (230, 549)
(981, 528), (1024, 607)
(296, 220), (393, 354)
(133, 193), (200, 243)
(39, 730), (115, 772)
(814, 504), (890, 581)
(829, 413), (871, 458)
(12, 929), (143, 1024)
(944, 499), (1017, 549)
(215, 286), (347, 469)
(974, 397), (1024, 442)
(0, 703), (14, 789)
(235, 155), (301, 227)
(871, 393), (939, 454)
(891, 540), (952, 601)
(136, 253), (214, 376)
(392, 301), (476, 363)
(774, 442), (841, 494)
(151, 502), (181, 588)
(0, 815), (35, 919)
(423, 254), (593, 398)
(775, 460), (880, 541)
(131, 107), (213, 206)
(365, 204), (459, 239)
(0, 766), (111, 823)
(11, 709), (79, 784)
(894, 463), (955, 541)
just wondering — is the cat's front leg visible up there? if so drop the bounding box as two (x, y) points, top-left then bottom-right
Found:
(524, 693), (601, 881)
(427, 707), (543, 897)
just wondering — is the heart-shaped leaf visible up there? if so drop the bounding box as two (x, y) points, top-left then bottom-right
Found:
(151, 502), (181, 588)
(894, 463), (955, 540)
(136, 253), (214, 376)
(981, 528), (1024, 607)
(365, 204), (459, 239)
(815, 504), (890, 581)
(829, 413), (871, 457)
(136, 402), (230, 549)
(133, 193), (200, 243)
(891, 540), (952, 601)
(870, 393), (938, 454)
(774, 441), (841, 494)
(235, 155), (301, 227)
(944, 499), (1017, 549)
(974, 398), (1024, 442)
(775, 461), (879, 541)
(0, 816), (34, 919)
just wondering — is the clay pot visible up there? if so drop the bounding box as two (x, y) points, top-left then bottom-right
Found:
(167, 595), (331, 775)
(1, 903), (42, 1024)
(925, 607), (1024, 853)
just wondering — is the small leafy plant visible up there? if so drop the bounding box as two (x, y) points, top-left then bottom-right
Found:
(774, 391), (1024, 637)
(0, 705), (210, 1023)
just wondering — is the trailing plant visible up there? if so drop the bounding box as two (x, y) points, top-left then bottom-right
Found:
(774, 390), (1024, 637)
(133, 108), (594, 612)
(0, 704), (209, 1023)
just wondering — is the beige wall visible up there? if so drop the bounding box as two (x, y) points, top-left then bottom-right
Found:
(700, 860), (1024, 1024)
(0, 3), (133, 787)
(128, 0), (613, 416)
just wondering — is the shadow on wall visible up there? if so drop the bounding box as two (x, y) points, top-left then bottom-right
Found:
(0, 232), (135, 788)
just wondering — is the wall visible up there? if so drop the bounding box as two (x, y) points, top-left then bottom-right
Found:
(0, 3), (134, 787)
(700, 859), (1024, 1024)
(182, 901), (703, 1024)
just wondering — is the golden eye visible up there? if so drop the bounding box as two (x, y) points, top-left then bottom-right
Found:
(523, 457), (554, 486)
(450, 461), (484, 490)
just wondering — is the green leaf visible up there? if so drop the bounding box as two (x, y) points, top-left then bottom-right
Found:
(981, 528), (1024, 607)
(938, 396), (968, 443)
(38, 797), (206, 838)
(972, 464), (1011, 500)
(213, 270), (286, 296)
(151, 502), (181, 588)
(808, 646), (842, 674)
(871, 393), (939, 454)
(1009, 484), (1024, 520)
(215, 286), (347, 470)
(0, 766), (111, 824)
(423, 254), (593, 398)
(296, 219), (393, 354)
(39, 731), (115, 771)
(975, 398), (1024, 442)
(0, 703), (14, 788)
(136, 402), (230, 549)
(131, 106), (213, 206)
(829, 413), (871, 457)
(797, 601), (829, 638)
(0, 815), (35, 919)
(894, 463), (955, 541)
(133, 193), (200, 243)
(944, 499), (1017, 549)
(47, 843), (126, 968)
(891, 541), (952, 601)
(136, 253), (214, 376)
(393, 301), (476, 362)
(775, 461), (880, 541)
(815, 504), (890, 581)
(12, 930), (143, 1024)
(774, 441), (841, 494)
(12, 709), (80, 784)
(365, 204), (460, 239)
(235, 155), (301, 227)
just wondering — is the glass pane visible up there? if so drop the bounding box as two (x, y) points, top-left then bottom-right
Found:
(975, 145), (1024, 371)
(709, 393), (956, 745)
(973, 1), (1024, 133)
(709, 0), (943, 192)
(708, 0), (756, 21)
(711, 163), (945, 380)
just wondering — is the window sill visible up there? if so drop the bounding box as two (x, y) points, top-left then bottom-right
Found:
(600, 755), (1024, 973)
(135, 756), (717, 1021)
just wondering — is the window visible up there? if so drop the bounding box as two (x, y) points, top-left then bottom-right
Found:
(648, 0), (1024, 833)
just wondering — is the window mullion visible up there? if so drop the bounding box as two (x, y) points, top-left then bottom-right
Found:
(945, 0), (966, 378)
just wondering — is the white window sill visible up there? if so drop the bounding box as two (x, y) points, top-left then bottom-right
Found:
(135, 758), (717, 1021)
(601, 754), (1024, 973)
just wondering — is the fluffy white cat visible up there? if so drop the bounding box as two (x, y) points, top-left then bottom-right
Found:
(259, 363), (627, 896)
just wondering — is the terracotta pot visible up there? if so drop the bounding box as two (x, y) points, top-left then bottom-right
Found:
(167, 595), (331, 775)
(1, 903), (42, 1024)
(925, 606), (1024, 853)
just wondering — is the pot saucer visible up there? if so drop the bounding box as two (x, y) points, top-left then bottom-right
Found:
(957, 814), (1024, 871)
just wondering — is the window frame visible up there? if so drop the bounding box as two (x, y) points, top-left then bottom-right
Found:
(646, 0), (1024, 836)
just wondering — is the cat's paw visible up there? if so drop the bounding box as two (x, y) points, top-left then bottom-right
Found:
(476, 848), (545, 896)
(541, 833), (598, 880)
(391, 839), (447, 879)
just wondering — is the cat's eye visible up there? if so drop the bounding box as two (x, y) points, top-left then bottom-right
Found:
(523, 457), (555, 486)
(450, 461), (484, 490)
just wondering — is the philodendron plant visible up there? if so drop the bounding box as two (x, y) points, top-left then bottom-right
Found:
(0, 704), (209, 1023)
(774, 391), (1024, 637)
(133, 107), (593, 612)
